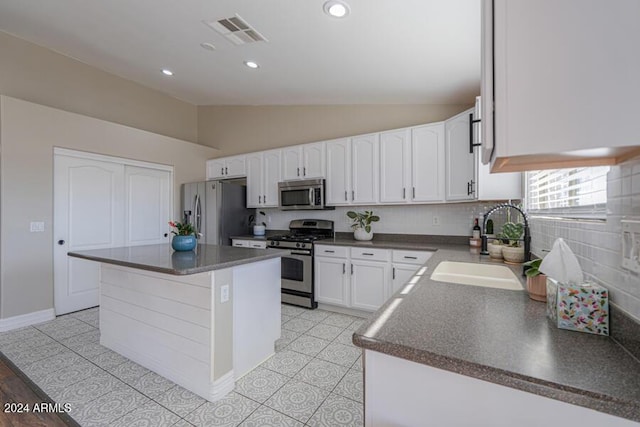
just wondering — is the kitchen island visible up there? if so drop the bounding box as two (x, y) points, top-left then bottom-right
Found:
(349, 243), (640, 426)
(68, 244), (282, 402)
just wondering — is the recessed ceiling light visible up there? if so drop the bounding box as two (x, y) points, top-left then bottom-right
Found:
(323, 0), (350, 18)
(161, 69), (174, 76)
(200, 42), (216, 51)
(244, 61), (259, 69)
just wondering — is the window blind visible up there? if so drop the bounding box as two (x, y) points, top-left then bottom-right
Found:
(526, 166), (609, 219)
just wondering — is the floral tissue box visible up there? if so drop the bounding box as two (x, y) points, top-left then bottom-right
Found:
(546, 277), (609, 336)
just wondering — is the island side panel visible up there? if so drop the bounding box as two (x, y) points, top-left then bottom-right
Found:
(231, 257), (281, 380)
(364, 350), (639, 427)
(99, 264), (213, 399)
(210, 266), (234, 398)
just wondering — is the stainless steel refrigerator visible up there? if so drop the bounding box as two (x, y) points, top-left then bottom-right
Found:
(181, 180), (251, 246)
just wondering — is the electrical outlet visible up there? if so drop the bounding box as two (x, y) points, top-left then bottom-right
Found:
(432, 216), (440, 226)
(30, 221), (45, 232)
(622, 220), (640, 274)
(221, 284), (230, 303)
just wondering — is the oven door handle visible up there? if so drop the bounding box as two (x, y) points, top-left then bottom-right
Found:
(289, 250), (311, 255)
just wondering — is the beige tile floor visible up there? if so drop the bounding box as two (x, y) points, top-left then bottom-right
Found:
(0, 305), (366, 426)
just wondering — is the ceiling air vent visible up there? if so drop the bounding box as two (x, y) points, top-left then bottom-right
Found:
(204, 15), (268, 45)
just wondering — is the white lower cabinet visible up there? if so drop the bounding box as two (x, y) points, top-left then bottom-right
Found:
(391, 264), (420, 294)
(315, 256), (349, 306)
(315, 245), (432, 312)
(351, 259), (389, 311)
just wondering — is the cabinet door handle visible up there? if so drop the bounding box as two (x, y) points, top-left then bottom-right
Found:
(413, 187), (415, 198)
(221, 167), (224, 175)
(469, 112), (481, 153)
(324, 250), (335, 253)
(403, 188), (406, 199)
(352, 190), (355, 200)
(343, 263), (346, 274)
(404, 256), (417, 260)
(303, 167), (306, 176)
(264, 195), (267, 203)
(393, 267), (396, 280)
(225, 167), (228, 175)
(297, 167), (300, 177)
(258, 195), (262, 204)
(362, 252), (374, 256)
(470, 180), (475, 195)
(351, 264), (354, 275)
(467, 181), (472, 195)
(345, 191), (348, 201)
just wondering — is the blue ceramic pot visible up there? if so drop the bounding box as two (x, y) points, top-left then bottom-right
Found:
(172, 234), (196, 251)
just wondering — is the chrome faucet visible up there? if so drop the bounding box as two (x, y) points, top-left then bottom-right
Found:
(480, 203), (531, 263)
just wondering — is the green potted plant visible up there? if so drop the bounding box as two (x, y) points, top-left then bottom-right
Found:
(249, 211), (267, 236)
(523, 258), (546, 302)
(500, 222), (525, 264)
(168, 220), (197, 251)
(347, 210), (380, 241)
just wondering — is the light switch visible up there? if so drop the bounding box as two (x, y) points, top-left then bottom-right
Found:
(30, 222), (45, 232)
(621, 219), (640, 274)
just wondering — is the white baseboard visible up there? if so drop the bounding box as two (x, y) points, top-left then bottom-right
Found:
(0, 308), (55, 332)
(317, 303), (371, 319)
(209, 371), (235, 401)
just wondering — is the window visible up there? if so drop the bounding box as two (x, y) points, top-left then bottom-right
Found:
(526, 166), (609, 219)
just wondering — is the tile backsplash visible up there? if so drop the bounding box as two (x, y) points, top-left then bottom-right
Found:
(530, 159), (640, 321)
(262, 201), (513, 237)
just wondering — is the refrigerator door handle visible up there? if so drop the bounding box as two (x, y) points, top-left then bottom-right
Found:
(195, 194), (202, 235)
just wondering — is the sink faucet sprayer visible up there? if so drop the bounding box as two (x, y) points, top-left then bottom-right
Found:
(480, 203), (531, 265)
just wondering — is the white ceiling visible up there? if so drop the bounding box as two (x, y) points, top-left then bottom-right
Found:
(0, 0), (481, 106)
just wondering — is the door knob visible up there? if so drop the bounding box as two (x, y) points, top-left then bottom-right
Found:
(163, 233), (168, 237)
(58, 240), (65, 245)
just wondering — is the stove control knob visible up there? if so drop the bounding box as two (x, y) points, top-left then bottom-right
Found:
(300, 243), (306, 249)
(270, 241), (275, 246)
(296, 242), (300, 248)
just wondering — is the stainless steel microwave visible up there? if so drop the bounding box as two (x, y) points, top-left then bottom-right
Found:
(278, 179), (332, 210)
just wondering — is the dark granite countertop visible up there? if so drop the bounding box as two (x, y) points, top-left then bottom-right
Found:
(68, 244), (281, 275)
(352, 245), (640, 422)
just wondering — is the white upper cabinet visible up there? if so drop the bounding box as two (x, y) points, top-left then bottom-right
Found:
(445, 110), (475, 201)
(412, 123), (445, 202)
(246, 150), (281, 208)
(351, 134), (379, 204)
(282, 142), (325, 181)
(380, 129), (410, 203)
(326, 138), (351, 205)
(206, 155), (246, 180)
(326, 135), (378, 206)
(482, 0), (640, 172)
(380, 126), (445, 204)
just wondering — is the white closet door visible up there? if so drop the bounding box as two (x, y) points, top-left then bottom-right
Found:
(54, 155), (125, 315)
(124, 166), (172, 246)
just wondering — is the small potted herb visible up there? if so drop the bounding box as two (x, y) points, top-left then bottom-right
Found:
(249, 211), (267, 236)
(500, 222), (525, 264)
(347, 210), (380, 241)
(523, 258), (546, 302)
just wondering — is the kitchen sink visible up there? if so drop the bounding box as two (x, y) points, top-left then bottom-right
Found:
(430, 261), (523, 290)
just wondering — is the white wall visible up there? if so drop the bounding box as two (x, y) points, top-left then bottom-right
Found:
(530, 159), (640, 320)
(0, 96), (216, 319)
(263, 202), (511, 237)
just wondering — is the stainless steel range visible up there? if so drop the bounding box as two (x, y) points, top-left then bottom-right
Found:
(268, 219), (334, 309)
